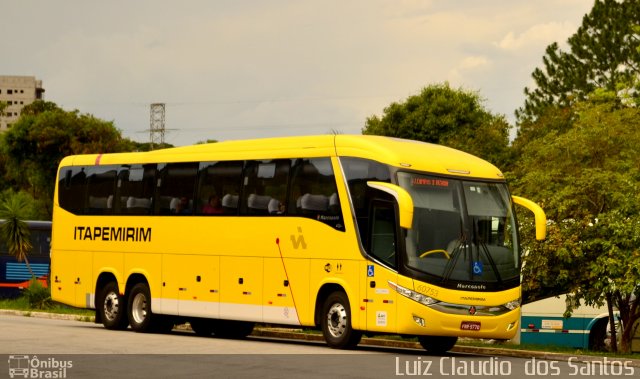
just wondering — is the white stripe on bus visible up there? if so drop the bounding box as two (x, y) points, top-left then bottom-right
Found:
(521, 329), (590, 334)
(153, 297), (301, 326)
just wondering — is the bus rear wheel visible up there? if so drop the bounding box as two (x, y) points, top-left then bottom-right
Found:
(321, 291), (362, 349)
(127, 282), (172, 333)
(97, 282), (129, 330)
(418, 335), (458, 354)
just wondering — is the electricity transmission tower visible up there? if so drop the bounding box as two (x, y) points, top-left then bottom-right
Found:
(149, 103), (166, 150)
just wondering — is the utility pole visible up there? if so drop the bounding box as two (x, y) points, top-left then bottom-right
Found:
(149, 103), (166, 150)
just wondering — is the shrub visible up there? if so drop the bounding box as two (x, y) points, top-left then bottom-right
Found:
(22, 279), (53, 310)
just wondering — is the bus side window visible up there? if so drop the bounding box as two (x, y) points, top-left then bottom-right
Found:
(370, 201), (397, 268)
(156, 162), (199, 215)
(196, 161), (244, 215)
(115, 164), (156, 215)
(58, 167), (86, 215)
(85, 165), (118, 216)
(241, 160), (290, 216)
(29, 229), (51, 256)
(341, 157), (392, 244)
(289, 158), (345, 231)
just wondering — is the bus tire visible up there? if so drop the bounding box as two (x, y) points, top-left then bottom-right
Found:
(97, 281), (129, 330)
(321, 291), (362, 349)
(190, 318), (215, 337)
(127, 282), (155, 333)
(212, 320), (254, 339)
(418, 335), (458, 354)
(589, 318), (608, 351)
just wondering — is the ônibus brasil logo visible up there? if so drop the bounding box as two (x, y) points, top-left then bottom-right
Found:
(7, 355), (72, 378)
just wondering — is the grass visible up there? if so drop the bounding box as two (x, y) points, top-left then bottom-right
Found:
(0, 296), (94, 317)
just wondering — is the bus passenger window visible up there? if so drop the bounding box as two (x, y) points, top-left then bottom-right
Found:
(241, 160), (290, 216)
(156, 162), (198, 215)
(58, 167), (86, 215)
(197, 161), (243, 215)
(115, 164), (156, 215)
(289, 158), (344, 231)
(85, 165), (118, 215)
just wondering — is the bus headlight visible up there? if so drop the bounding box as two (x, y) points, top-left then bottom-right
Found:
(502, 298), (521, 310)
(388, 281), (439, 306)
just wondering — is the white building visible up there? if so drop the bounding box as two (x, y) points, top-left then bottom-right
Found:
(0, 75), (45, 131)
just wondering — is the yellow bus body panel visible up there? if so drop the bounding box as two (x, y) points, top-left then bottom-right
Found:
(52, 135), (522, 340)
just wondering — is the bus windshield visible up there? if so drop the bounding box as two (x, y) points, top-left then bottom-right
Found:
(397, 172), (519, 288)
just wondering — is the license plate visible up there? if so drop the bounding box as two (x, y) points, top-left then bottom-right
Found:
(460, 321), (481, 331)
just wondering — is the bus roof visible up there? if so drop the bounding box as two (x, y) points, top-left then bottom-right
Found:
(59, 135), (503, 180)
(334, 135), (503, 179)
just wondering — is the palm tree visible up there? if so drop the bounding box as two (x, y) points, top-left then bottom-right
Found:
(0, 197), (35, 279)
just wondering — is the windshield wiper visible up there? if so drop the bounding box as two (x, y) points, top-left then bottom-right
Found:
(441, 236), (465, 283)
(478, 241), (503, 285)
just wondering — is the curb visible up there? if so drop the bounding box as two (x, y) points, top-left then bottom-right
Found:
(0, 309), (93, 322)
(2, 309), (639, 367)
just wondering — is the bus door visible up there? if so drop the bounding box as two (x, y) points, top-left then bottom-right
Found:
(364, 201), (398, 333)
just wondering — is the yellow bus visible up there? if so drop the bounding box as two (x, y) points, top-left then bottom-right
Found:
(51, 135), (546, 352)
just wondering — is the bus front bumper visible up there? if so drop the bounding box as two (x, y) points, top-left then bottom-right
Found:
(397, 295), (520, 340)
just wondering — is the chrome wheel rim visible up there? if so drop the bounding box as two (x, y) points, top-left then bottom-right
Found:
(326, 302), (347, 338)
(103, 292), (120, 321)
(131, 292), (148, 325)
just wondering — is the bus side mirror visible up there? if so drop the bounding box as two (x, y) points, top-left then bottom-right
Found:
(367, 181), (414, 229)
(512, 195), (547, 240)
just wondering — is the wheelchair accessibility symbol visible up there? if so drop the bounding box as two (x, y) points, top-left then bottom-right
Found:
(367, 265), (375, 277)
(473, 261), (483, 275)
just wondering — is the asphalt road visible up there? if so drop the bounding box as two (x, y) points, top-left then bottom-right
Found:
(0, 315), (637, 378)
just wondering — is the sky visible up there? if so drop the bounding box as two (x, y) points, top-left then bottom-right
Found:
(2, 0), (594, 147)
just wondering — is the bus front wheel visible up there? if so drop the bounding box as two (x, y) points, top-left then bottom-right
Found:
(97, 282), (129, 330)
(321, 291), (362, 349)
(418, 335), (458, 354)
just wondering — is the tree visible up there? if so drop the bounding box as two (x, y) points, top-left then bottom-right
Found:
(0, 197), (34, 279)
(0, 189), (49, 220)
(512, 96), (640, 353)
(363, 83), (510, 166)
(511, 104), (575, 159)
(512, 0), (640, 352)
(580, 210), (640, 352)
(517, 0), (640, 123)
(1, 101), (134, 216)
(131, 141), (174, 151)
(19, 100), (60, 116)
